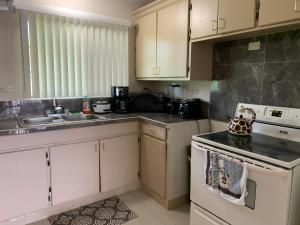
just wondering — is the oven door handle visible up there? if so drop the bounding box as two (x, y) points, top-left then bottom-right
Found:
(192, 143), (290, 179)
(246, 163), (289, 178)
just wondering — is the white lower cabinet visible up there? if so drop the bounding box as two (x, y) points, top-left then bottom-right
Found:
(50, 141), (100, 205)
(0, 149), (49, 222)
(190, 203), (229, 225)
(141, 134), (167, 198)
(100, 134), (139, 192)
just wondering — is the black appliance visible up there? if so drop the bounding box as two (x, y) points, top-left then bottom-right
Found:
(111, 86), (129, 113)
(178, 99), (208, 119)
(170, 99), (181, 115)
(129, 93), (168, 113)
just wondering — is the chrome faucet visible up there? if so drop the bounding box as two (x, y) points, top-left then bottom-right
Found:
(52, 99), (63, 114)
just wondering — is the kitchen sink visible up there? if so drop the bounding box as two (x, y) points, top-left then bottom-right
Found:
(19, 116), (64, 127)
(61, 114), (99, 121)
(17, 114), (103, 128)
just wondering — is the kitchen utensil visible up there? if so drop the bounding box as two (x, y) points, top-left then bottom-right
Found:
(228, 105), (256, 136)
(92, 101), (111, 114)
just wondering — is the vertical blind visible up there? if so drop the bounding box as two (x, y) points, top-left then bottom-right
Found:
(21, 11), (129, 98)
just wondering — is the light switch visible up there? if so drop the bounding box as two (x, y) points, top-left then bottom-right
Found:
(248, 41), (261, 51)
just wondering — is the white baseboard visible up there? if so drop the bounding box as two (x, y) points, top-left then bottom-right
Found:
(1, 182), (140, 225)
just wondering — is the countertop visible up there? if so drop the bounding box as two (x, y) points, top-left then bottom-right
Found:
(0, 113), (199, 137)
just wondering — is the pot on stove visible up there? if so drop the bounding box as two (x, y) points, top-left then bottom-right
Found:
(228, 106), (256, 136)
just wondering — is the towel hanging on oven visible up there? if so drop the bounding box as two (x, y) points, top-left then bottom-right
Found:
(204, 150), (248, 205)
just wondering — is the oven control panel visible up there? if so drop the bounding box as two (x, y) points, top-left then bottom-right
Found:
(236, 103), (300, 128)
(265, 107), (291, 120)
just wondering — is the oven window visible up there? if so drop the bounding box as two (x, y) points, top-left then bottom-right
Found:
(245, 179), (256, 210)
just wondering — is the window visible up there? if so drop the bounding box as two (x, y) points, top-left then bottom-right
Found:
(21, 11), (129, 98)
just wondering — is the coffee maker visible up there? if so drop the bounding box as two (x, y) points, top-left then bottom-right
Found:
(111, 86), (129, 113)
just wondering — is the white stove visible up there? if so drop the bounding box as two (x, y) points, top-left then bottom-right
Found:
(190, 104), (300, 225)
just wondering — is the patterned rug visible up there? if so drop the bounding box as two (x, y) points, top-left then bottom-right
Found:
(48, 196), (138, 225)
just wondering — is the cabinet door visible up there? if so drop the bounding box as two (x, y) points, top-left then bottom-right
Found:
(135, 12), (157, 78)
(0, 149), (49, 222)
(100, 134), (139, 192)
(259, 0), (300, 26)
(141, 134), (167, 198)
(191, 0), (218, 39)
(157, 0), (189, 78)
(50, 141), (100, 205)
(218, 0), (256, 33)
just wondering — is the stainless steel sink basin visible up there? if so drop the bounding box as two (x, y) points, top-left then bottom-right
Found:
(17, 114), (102, 128)
(61, 114), (99, 121)
(19, 116), (65, 127)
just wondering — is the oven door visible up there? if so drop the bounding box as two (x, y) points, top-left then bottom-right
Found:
(191, 141), (293, 225)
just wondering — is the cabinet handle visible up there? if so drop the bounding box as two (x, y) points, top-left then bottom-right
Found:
(212, 20), (218, 31)
(218, 19), (225, 29)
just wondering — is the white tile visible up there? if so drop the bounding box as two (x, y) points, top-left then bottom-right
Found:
(28, 190), (190, 225)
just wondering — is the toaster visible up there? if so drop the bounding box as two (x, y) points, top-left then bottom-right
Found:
(178, 99), (207, 119)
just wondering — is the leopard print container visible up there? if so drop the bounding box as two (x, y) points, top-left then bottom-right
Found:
(228, 107), (256, 136)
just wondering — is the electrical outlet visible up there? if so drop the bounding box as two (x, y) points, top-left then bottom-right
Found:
(248, 41), (261, 51)
(191, 90), (199, 98)
(8, 86), (14, 92)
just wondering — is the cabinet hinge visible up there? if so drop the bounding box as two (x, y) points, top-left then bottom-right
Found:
(187, 66), (190, 73)
(138, 172), (141, 178)
(138, 136), (141, 142)
(49, 187), (52, 193)
(255, 0), (260, 20)
(47, 160), (50, 166)
(45, 152), (48, 159)
(189, 3), (192, 10)
(48, 195), (51, 202)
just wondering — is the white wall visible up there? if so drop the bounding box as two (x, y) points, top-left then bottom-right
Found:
(131, 81), (212, 102)
(16, 0), (155, 20)
(0, 11), (24, 101)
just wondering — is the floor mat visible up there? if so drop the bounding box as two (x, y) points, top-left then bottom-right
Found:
(48, 196), (138, 225)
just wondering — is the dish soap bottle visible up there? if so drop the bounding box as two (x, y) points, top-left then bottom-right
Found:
(82, 96), (91, 114)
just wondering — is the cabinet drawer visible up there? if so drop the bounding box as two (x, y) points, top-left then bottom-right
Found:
(142, 123), (166, 140)
(190, 203), (229, 225)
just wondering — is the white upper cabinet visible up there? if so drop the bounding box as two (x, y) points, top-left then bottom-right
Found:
(218, 0), (256, 34)
(100, 134), (139, 193)
(190, 0), (218, 39)
(157, 0), (189, 78)
(134, 0), (196, 80)
(259, 0), (300, 26)
(50, 141), (100, 205)
(135, 12), (157, 78)
(191, 0), (256, 39)
(0, 149), (49, 222)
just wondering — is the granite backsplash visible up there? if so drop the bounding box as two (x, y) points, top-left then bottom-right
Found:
(210, 29), (300, 122)
(0, 98), (110, 118)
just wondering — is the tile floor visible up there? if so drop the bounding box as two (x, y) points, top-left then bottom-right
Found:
(29, 190), (190, 225)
